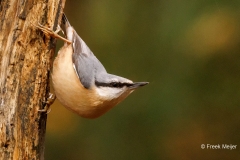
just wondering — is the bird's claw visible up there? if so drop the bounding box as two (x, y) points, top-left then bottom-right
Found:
(32, 22), (72, 44)
(39, 93), (56, 114)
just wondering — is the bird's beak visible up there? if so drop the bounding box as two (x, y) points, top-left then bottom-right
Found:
(128, 82), (149, 90)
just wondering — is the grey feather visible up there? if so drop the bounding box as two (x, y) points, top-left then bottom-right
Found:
(62, 14), (110, 89)
(72, 32), (107, 89)
(61, 14), (134, 89)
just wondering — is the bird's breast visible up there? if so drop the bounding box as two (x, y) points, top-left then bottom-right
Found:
(52, 44), (117, 118)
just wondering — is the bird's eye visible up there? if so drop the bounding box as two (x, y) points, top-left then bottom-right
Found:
(110, 82), (120, 87)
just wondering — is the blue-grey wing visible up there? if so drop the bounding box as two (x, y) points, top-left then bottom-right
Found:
(72, 35), (107, 89)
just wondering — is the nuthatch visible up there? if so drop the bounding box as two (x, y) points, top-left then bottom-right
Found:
(37, 13), (148, 119)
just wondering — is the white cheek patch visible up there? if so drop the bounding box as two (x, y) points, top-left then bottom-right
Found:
(96, 87), (126, 101)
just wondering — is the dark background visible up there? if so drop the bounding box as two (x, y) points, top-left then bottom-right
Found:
(46, 0), (240, 159)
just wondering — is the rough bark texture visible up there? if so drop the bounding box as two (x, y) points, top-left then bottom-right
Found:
(0, 0), (66, 159)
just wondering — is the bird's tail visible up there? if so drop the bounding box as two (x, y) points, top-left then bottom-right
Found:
(61, 13), (71, 28)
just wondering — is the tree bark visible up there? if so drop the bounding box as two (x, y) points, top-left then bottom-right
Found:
(0, 0), (66, 159)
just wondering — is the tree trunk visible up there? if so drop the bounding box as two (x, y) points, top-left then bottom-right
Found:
(0, 0), (66, 159)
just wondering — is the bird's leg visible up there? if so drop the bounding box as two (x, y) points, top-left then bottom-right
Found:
(39, 93), (56, 114)
(33, 22), (72, 44)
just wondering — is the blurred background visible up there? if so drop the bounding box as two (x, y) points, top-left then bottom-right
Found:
(45, 0), (240, 159)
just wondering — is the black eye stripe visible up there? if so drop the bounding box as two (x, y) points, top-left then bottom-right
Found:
(95, 81), (132, 88)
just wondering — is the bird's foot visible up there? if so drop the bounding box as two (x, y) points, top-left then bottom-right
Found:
(39, 93), (56, 114)
(32, 22), (72, 44)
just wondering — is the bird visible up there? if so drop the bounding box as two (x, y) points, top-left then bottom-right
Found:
(36, 13), (148, 119)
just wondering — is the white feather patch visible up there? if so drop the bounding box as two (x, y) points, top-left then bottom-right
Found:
(95, 86), (126, 100)
(73, 64), (80, 78)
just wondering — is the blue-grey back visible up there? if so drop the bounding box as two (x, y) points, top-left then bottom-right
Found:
(72, 32), (107, 89)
